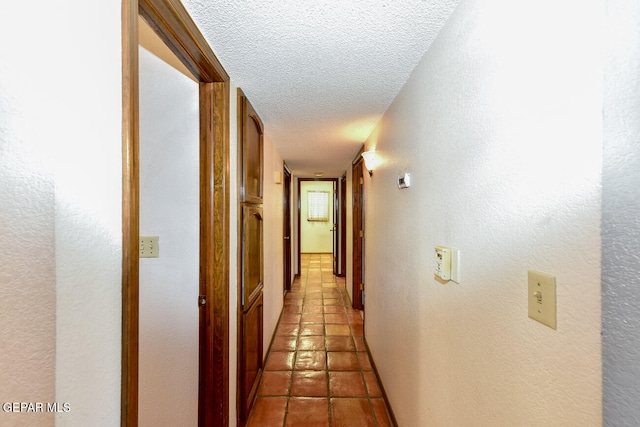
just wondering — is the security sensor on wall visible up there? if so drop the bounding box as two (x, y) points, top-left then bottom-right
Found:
(397, 173), (410, 189)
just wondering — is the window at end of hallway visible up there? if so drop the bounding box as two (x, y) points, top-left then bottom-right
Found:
(307, 191), (329, 222)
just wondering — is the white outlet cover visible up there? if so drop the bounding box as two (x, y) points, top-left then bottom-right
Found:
(140, 236), (159, 258)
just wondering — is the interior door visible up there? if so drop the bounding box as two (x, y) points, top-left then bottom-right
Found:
(283, 166), (292, 294)
(240, 205), (264, 421)
(238, 89), (264, 423)
(333, 180), (339, 275)
(339, 173), (347, 277)
(352, 157), (365, 310)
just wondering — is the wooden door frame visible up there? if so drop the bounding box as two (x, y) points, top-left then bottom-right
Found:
(122, 1), (230, 425)
(339, 173), (347, 277)
(283, 164), (292, 293)
(351, 148), (365, 310)
(296, 178), (339, 274)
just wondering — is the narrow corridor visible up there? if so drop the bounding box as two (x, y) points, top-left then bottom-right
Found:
(246, 253), (394, 426)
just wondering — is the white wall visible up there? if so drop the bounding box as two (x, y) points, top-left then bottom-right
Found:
(0, 3), (57, 425)
(0, 0), (122, 425)
(363, 0), (603, 425)
(263, 134), (285, 357)
(53, 0), (123, 421)
(602, 0), (640, 424)
(300, 181), (334, 253)
(138, 46), (199, 426)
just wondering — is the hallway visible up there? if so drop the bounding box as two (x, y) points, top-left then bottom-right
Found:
(246, 254), (393, 426)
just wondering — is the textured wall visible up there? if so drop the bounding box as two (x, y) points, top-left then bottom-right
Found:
(1, 0), (122, 425)
(138, 46), (199, 426)
(0, 3), (56, 425)
(53, 0), (123, 423)
(263, 134), (285, 358)
(363, 0), (603, 425)
(602, 0), (640, 424)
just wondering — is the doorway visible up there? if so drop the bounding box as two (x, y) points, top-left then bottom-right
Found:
(137, 39), (199, 425)
(296, 177), (347, 279)
(122, 0), (230, 425)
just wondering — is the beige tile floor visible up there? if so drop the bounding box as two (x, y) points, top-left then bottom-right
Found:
(246, 253), (394, 426)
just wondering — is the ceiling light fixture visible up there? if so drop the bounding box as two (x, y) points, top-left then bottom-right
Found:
(361, 150), (378, 177)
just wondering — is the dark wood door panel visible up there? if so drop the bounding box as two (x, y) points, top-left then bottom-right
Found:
(240, 293), (263, 421)
(242, 205), (263, 306)
(237, 88), (264, 426)
(239, 92), (263, 204)
(283, 166), (292, 293)
(352, 158), (364, 310)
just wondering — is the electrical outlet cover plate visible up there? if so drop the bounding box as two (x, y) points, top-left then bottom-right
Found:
(528, 270), (556, 329)
(140, 236), (159, 258)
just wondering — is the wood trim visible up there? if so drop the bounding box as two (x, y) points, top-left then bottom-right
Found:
(363, 340), (399, 426)
(238, 89), (264, 204)
(212, 81), (230, 427)
(121, 0), (140, 425)
(138, 0), (228, 83)
(283, 166), (292, 293)
(339, 173), (347, 277)
(199, 81), (231, 426)
(352, 145), (365, 165)
(351, 159), (365, 311)
(122, 0), (230, 425)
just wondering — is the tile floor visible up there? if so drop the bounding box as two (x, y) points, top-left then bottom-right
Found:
(246, 253), (394, 427)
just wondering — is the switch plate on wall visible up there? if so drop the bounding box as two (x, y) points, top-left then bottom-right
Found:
(528, 270), (556, 329)
(140, 236), (159, 258)
(434, 246), (451, 280)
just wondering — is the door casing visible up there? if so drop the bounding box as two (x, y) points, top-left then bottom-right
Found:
(283, 165), (292, 293)
(121, 0), (230, 425)
(352, 152), (365, 311)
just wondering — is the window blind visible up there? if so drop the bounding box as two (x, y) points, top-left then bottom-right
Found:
(307, 191), (329, 222)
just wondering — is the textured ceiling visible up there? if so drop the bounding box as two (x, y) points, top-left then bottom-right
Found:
(184, 0), (460, 177)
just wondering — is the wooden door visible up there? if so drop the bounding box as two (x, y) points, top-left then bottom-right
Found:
(239, 205), (263, 421)
(237, 90), (264, 424)
(333, 181), (339, 275)
(352, 158), (365, 310)
(283, 166), (292, 294)
(240, 92), (263, 204)
(339, 173), (347, 277)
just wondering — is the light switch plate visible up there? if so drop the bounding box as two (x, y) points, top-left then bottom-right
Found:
(528, 270), (556, 329)
(434, 246), (451, 280)
(140, 236), (159, 258)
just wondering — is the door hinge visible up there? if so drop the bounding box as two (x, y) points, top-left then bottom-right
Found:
(198, 295), (207, 306)
(359, 283), (364, 291)
(359, 230), (364, 238)
(359, 177), (364, 185)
